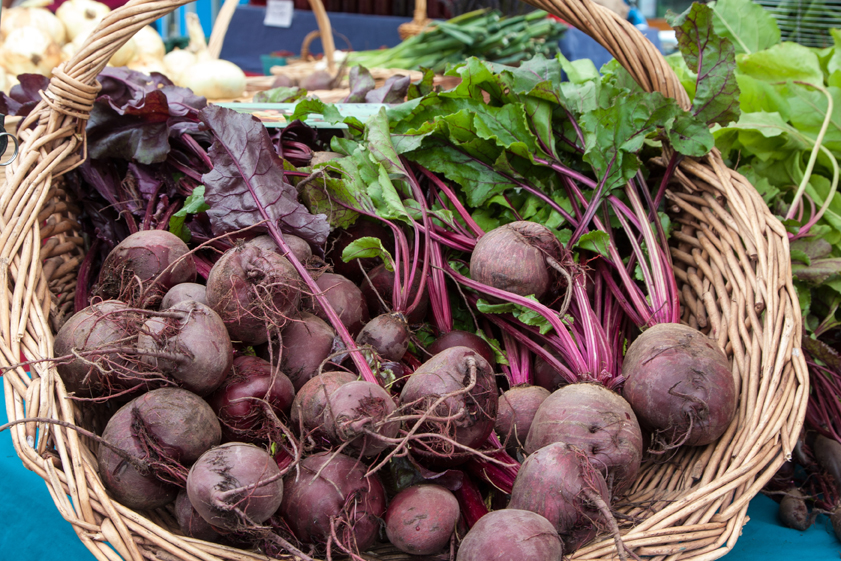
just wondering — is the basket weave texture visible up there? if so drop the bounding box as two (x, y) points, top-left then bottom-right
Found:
(0, 0), (808, 559)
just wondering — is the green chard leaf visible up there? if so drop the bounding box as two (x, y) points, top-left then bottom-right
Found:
(169, 185), (210, 242)
(669, 2), (740, 126)
(709, 0), (780, 55)
(475, 296), (555, 335)
(573, 230), (611, 258)
(342, 236), (395, 271)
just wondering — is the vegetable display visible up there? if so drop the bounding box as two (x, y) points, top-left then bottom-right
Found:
(3, 0), (793, 558)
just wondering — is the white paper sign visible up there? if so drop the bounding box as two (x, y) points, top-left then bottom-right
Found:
(264, 0), (294, 28)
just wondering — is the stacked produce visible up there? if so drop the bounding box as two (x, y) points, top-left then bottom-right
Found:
(0, 0), (246, 99)
(347, 8), (567, 72)
(4, 1), (759, 560)
(666, 0), (841, 534)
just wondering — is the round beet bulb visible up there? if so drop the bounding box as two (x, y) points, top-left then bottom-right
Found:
(356, 313), (410, 362)
(360, 264), (428, 325)
(428, 330), (496, 366)
(312, 272), (369, 336)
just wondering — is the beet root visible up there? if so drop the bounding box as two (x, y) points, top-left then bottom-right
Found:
(290, 371), (358, 440)
(778, 488), (811, 531)
(207, 355), (295, 443)
(495, 385), (550, 450)
(399, 346), (498, 466)
(206, 244), (302, 345)
(621, 323), (736, 448)
(161, 283), (208, 309)
(356, 312), (410, 362)
(533, 345), (568, 392)
(312, 272), (369, 336)
(814, 434), (841, 494)
(187, 442), (284, 531)
(175, 490), (220, 542)
(326, 220), (394, 283)
(54, 300), (140, 396)
(97, 230), (196, 305)
(279, 451), (386, 551)
(323, 380), (399, 456)
(469, 221), (560, 300)
(246, 233), (312, 264)
(97, 388), (222, 510)
(456, 509), (563, 561)
(525, 383), (642, 494)
(385, 484), (460, 555)
(508, 442), (610, 547)
(136, 300), (232, 396)
(428, 330), (495, 367)
(276, 312), (336, 391)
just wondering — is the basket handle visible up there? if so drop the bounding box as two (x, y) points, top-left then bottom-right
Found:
(522, 0), (690, 109)
(412, 0), (427, 24)
(207, 0), (241, 59)
(308, 0), (336, 72)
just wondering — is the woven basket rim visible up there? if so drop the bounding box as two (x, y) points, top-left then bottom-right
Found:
(0, 0), (809, 560)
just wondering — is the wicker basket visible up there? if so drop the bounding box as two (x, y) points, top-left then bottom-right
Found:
(0, 0), (808, 558)
(398, 0), (434, 40)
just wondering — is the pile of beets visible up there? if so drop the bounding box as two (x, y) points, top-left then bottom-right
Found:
(54, 213), (738, 561)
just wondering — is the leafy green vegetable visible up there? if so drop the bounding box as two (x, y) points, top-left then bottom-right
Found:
(342, 236), (395, 271)
(169, 186), (210, 242)
(476, 296), (555, 335)
(709, 0), (780, 55)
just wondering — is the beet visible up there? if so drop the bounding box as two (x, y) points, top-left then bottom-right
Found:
(279, 451), (387, 551)
(814, 434), (841, 494)
(245, 233), (312, 264)
(187, 442), (284, 531)
(495, 385), (550, 449)
(312, 272), (369, 336)
(525, 383), (642, 494)
(356, 313), (410, 362)
(161, 283), (208, 309)
(428, 330), (495, 367)
(360, 263), (428, 324)
(97, 230), (196, 305)
(276, 312), (336, 391)
(97, 388), (222, 511)
(290, 371), (358, 438)
(136, 300), (232, 396)
(326, 220), (394, 283)
(621, 323), (737, 448)
(832, 508), (841, 542)
(456, 509), (563, 561)
(54, 300), (139, 396)
(207, 355), (295, 442)
(323, 380), (399, 456)
(778, 488), (811, 531)
(399, 346), (498, 466)
(533, 345), (567, 392)
(509, 442), (610, 546)
(385, 484), (460, 555)
(206, 244), (302, 345)
(300, 70), (334, 91)
(175, 489), (220, 542)
(469, 221), (560, 300)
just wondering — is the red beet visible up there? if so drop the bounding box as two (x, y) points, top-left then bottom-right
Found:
(97, 230), (196, 305)
(621, 323), (736, 448)
(322, 380), (399, 456)
(136, 300), (232, 396)
(312, 272), (369, 336)
(356, 313), (411, 362)
(326, 220), (394, 283)
(290, 371), (358, 438)
(495, 385), (550, 449)
(187, 442), (284, 531)
(385, 484), (460, 555)
(246, 233), (312, 264)
(399, 346), (498, 466)
(469, 221), (560, 300)
(207, 355), (295, 443)
(456, 509), (563, 561)
(175, 490), (220, 542)
(277, 312), (336, 391)
(525, 383), (642, 494)
(533, 345), (567, 392)
(279, 451), (387, 551)
(161, 283), (208, 309)
(428, 330), (495, 367)
(206, 244), (302, 345)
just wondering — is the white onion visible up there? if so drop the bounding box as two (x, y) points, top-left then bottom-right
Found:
(127, 55), (167, 76)
(0, 26), (62, 77)
(1, 7), (67, 46)
(163, 48), (197, 85)
(132, 25), (166, 61)
(180, 59), (246, 99)
(56, 0), (110, 41)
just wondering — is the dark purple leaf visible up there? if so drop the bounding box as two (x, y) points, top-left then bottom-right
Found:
(365, 75), (411, 104)
(344, 66), (376, 103)
(199, 105), (331, 245)
(0, 74), (50, 118)
(793, 258), (841, 286)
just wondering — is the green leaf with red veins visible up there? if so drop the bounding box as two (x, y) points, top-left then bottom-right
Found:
(669, 2), (740, 127)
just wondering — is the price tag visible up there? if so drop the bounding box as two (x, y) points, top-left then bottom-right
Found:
(264, 0), (294, 28)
